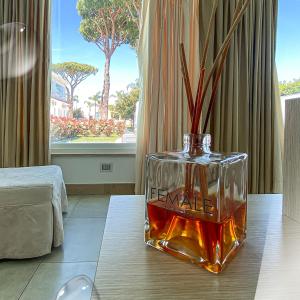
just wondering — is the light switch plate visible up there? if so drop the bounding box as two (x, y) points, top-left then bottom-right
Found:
(100, 162), (113, 173)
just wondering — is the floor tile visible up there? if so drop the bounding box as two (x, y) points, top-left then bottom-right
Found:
(70, 196), (110, 218)
(20, 262), (96, 300)
(0, 195), (110, 299)
(43, 218), (106, 263)
(63, 196), (81, 218)
(0, 259), (40, 300)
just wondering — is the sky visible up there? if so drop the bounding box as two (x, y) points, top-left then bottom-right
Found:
(276, 0), (300, 82)
(51, 0), (300, 109)
(51, 0), (139, 110)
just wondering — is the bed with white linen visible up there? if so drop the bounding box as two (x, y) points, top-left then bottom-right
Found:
(0, 165), (68, 259)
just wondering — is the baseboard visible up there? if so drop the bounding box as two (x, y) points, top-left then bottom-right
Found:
(66, 183), (135, 195)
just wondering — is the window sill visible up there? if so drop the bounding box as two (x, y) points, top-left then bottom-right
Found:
(50, 143), (136, 155)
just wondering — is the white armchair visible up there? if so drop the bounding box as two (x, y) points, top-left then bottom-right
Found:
(0, 165), (68, 259)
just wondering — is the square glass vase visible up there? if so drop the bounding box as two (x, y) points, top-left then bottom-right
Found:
(145, 134), (248, 273)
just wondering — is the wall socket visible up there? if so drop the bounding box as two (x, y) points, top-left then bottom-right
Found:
(100, 162), (113, 173)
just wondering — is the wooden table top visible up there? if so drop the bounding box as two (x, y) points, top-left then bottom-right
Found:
(92, 194), (300, 300)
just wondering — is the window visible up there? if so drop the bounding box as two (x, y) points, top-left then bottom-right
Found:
(50, 0), (140, 147)
(276, 0), (300, 120)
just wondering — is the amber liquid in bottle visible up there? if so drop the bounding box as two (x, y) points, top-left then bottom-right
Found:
(146, 199), (247, 273)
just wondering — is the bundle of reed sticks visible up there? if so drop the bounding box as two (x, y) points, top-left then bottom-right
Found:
(180, 0), (250, 134)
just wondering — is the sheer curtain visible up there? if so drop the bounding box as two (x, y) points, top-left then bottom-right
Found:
(135, 0), (283, 194)
(135, 0), (201, 194)
(0, 0), (51, 167)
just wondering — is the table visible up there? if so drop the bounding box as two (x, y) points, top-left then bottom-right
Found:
(92, 195), (300, 300)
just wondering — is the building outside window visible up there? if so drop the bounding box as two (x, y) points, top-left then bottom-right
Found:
(50, 72), (69, 118)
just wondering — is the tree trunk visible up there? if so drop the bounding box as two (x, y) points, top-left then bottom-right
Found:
(132, 113), (135, 129)
(100, 55), (111, 120)
(69, 86), (74, 118)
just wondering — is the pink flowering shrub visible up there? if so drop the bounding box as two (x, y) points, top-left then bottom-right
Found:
(115, 121), (126, 136)
(89, 119), (115, 137)
(50, 116), (126, 141)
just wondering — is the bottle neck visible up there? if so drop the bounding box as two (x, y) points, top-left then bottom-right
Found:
(183, 134), (211, 155)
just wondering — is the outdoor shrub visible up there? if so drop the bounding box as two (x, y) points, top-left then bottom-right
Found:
(102, 119), (114, 136)
(50, 116), (126, 140)
(115, 121), (126, 136)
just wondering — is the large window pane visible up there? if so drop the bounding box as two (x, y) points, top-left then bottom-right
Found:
(51, 0), (140, 144)
(276, 0), (300, 121)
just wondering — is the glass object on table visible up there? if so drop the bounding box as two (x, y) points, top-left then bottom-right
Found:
(55, 275), (100, 300)
(145, 133), (248, 273)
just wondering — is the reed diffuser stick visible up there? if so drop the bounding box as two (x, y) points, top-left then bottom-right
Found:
(203, 0), (245, 132)
(179, 43), (194, 118)
(179, 0), (250, 136)
(191, 0), (218, 134)
(200, 0), (219, 70)
(197, 0), (250, 131)
(191, 68), (205, 134)
(202, 44), (230, 133)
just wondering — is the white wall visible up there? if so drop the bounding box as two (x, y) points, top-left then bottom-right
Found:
(281, 93), (300, 122)
(51, 155), (136, 184)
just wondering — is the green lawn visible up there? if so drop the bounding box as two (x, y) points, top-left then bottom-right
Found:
(58, 135), (121, 143)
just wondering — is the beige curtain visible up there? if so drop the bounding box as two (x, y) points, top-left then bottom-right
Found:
(135, 0), (200, 194)
(0, 0), (51, 167)
(135, 0), (283, 194)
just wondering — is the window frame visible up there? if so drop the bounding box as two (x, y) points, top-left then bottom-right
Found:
(50, 1), (139, 154)
(50, 142), (136, 155)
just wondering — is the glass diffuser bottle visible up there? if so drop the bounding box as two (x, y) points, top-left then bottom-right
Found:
(144, 134), (247, 273)
(144, 0), (250, 274)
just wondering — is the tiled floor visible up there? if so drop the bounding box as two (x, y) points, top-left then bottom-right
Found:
(0, 195), (110, 300)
